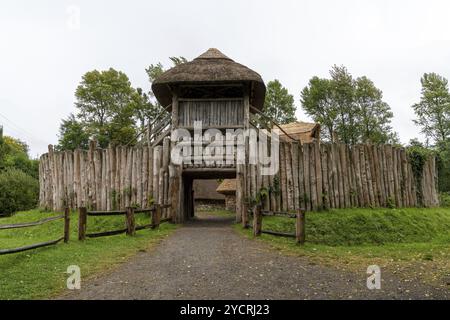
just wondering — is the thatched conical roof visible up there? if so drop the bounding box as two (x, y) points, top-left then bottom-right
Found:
(152, 48), (266, 110)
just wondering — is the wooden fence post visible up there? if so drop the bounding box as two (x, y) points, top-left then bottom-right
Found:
(253, 204), (262, 237)
(242, 203), (249, 229)
(296, 208), (306, 245)
(78, 207), (87, 241)
(126, 207), (136, 236)
(64, 207), (70, 243)
(152, 204), (161, 229)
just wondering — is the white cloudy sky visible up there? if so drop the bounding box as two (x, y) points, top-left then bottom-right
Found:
(1, 0), (450, 157)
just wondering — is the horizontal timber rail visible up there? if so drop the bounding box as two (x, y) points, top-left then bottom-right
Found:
(246, 205), (306, 245)
(79, 204), (172, 240)
(0, 208), (71, 255)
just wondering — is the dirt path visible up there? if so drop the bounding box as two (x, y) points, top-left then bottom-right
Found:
(61, 213), (449, 300)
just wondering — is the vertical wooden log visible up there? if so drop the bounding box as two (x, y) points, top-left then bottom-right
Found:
(375, 146), (386, 207)
(142, 146), (149, 208)
(126, 207), (136, 236)
(285, 143), (294, 211)
(392, 147), (401, 207)
(136, 147), (143, 208)
(314, 140), (323, 210)
(78, 207), (87, 241)
(298, 143), (306, 211)
(303, 143), (311, 211)
(291, 142), (300, 210)
(253, 204), (262, 237)
(169, 164), (182, 223)
(152, 204), (161, 229)
(321, 144), (329, 210)
(153, 146), (161, 205)
(279, 143), (287, 211)
(296, 209), (305, 245)
(339, 144), (349, 208)
(325, 144), (334, 208)
(148, 145), (154, 204)
(64, 207), (70, 243)
(364, 144), (375, 207)
(131, 148), (137, 207)
(359, 145), (369, 207)
(310, 143), (318, 211)
(336, 144), (344, 208)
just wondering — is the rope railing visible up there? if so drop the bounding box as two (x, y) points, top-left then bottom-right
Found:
(79, 204), (173, 240)
(0, 209), (70, 255)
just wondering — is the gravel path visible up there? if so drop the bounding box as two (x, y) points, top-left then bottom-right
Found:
(61, 213), (449, 300)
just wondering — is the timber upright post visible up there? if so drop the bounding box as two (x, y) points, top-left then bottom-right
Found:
(242, 202), (249, 229)
(126, 207), (136, 236)
(152, 204), (161, 229)
(253, 204), (262, 237)
(78, 207), (87, 241)
(64, 207), (70, 243)
(296, 208), (306, 245)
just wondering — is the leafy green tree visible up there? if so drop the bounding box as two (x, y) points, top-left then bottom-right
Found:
(301, 77), (337, 141)
(256, 79), (297, 129)
(57, 68), (138, 149)
(301, 66), (397, 144)
(57, 114), (90, 151)
(412, 73), (450, 145)
(0, 134), (38, 179)
(330, 65), (358, 145)
(355, 76), (397, 144)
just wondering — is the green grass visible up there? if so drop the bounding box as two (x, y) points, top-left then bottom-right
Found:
(236, 207), (450, 286)
(0, 209), (177, 300)
(257, 207), (450, 246)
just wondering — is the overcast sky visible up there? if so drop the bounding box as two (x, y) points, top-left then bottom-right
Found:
(1, 0), (450, 157)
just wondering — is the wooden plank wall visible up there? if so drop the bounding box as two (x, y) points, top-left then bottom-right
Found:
(256, 142), (439, 212)
(39, 140), (439, 213)
(39, 139), (172, 214)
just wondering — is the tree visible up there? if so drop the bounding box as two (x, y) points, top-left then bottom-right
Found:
(412, 73), (450, 145)
(256, 79), (297, 129)
(330, 65), (358, 145)
(355, 76), (397, 144)
(69, 68), (136, 148)
(57, 114), (90, 151)
(301, 66), (397, 144)
(301, 77), (337, 141)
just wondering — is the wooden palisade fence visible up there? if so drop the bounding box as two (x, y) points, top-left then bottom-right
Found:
(40, 139), (439, 215)
(244, 141), (439, 214)
(40, 138), (173, 213)
(0, 209), (70, 255)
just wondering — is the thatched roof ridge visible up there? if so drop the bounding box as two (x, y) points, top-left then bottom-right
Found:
(152, 48), (266, 110)
(272, 121), (320, 135)
(216, 179), (236, 194)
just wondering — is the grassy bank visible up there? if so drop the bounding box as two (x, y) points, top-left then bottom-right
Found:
(236, 207), (450, 287)
(0, 210), (177, 300)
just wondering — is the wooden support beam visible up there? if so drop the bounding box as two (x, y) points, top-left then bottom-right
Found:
(125, 207), (136, 236)
(253, 204), (262, 237)
(296, 209), (306, 245)
(78, 207), (87, 241)
(64, 207), (70, 243)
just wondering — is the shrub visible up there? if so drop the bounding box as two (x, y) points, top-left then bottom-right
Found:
(0, 168), (39, 215)
(439, 192), (450, 207)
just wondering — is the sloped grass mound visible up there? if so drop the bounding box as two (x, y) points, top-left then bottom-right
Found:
(261, 208), (450, 246)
